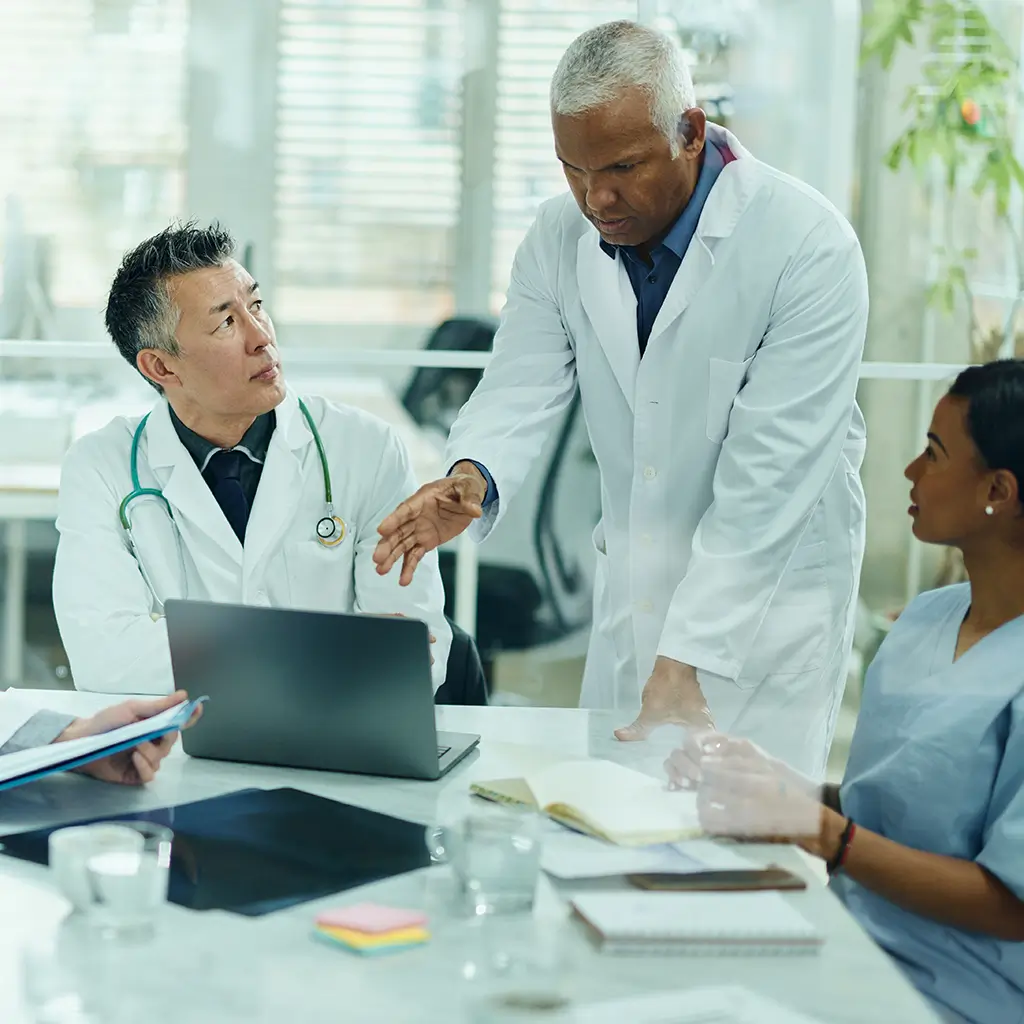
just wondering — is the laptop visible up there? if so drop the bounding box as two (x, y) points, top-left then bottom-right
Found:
(164, 600), (480, 781)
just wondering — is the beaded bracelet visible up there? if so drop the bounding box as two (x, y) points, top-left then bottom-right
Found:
(826, 818), (857, 877)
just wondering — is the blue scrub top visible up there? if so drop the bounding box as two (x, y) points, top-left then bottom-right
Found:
(832, 583), (1024, 1024)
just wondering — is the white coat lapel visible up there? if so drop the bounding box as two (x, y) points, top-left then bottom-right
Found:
(242, 391), (311, 575)
(646, 235), (715, 350)
(577, 233), (640, 412)
(646, 128), (763, 349)
(144, 401), (242, 563)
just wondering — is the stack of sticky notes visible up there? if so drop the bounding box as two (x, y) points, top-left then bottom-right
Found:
(313, 902), (430, 956)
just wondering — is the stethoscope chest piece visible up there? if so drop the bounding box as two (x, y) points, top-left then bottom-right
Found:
(316, 515), (346, 547)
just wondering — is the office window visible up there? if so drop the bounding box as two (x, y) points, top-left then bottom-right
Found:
(491, 0), (636, 304)
(274, 0), (466, 327)
(0, 0), (188, 318)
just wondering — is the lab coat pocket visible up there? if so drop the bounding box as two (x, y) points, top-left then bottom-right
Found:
(590, 526), (632, 675)
(285, 539), (353, 612)
(706, 356), (754, 444)
(736, 541), (831, 687)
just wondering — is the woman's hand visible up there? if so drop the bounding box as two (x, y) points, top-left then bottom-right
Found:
(665, 732), (812, 793)
(689, 735), (826, 848)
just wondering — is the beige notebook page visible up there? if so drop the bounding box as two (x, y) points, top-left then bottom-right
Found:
(524, 759), (700, 844)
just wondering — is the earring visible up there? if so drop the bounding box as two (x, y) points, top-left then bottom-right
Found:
(985, 506), (995, 516)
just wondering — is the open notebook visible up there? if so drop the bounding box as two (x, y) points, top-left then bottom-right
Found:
(570, 891), (823, 956)
(0, 698), (204, 793)
(470, 758), (701, 846)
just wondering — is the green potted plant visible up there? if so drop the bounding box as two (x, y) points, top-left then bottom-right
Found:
(863, 2), (1024, 589)
(863, 0), (1024, 363)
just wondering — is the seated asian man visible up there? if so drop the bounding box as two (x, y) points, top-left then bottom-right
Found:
(0, 691), (199, 786)
(52, 222), (451, 695)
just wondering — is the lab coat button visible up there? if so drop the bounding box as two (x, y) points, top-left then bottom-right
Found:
(637, 600), (654, 614)
(254, 591), (270, 606)
(643, 466), (657, 480)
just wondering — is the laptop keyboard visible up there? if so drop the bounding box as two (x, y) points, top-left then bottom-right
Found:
(437, 745), (452, 758)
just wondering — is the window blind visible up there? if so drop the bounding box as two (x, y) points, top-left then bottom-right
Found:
(492, 0), (637, 301)
(0, 0), (187, 312)
(275, 0), (466, 325)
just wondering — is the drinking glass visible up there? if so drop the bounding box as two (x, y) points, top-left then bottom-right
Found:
(48, 824), (143, 913)
(428, 803), (542, 916)
(82, 822), (172, 941)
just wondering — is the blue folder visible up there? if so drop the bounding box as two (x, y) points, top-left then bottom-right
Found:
(0, 697), (205, 793)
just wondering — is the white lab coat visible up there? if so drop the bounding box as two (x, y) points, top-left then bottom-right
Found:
(53, 390), (451, 695)
(446, 125), (867, 778)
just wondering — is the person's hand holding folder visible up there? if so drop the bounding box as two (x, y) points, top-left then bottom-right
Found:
(56, 691), (203, 786)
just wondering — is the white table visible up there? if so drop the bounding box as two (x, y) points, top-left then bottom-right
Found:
(0, 697), (939, 1024)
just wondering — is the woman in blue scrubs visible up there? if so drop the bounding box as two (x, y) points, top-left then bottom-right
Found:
(671, 360), (1024, 1024)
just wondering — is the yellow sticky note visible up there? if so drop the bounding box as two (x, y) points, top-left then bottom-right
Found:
(316, 924), (430, 949)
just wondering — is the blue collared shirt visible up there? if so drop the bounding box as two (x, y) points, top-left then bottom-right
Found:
(601, 140), (727, 353)
(464, 142), (729, 508)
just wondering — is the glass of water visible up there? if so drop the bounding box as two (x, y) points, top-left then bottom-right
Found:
(83, 822), (172, 941)
(428, 803), (542, 915)
(456, 913), (579, 1023)
(49, 824), (145, 914)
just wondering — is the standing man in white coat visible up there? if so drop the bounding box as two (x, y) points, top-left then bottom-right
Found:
(374, 21), (867, 778)
(53, 223), (450, 695)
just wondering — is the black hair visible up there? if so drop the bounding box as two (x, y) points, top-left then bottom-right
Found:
(104, 221), (236, 391)
(948, 359), (1024, 508)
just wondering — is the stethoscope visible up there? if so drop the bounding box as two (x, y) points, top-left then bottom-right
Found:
(119, 398), (346, 569)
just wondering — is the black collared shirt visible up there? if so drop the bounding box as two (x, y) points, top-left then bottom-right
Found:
(169, 406), (276, 511)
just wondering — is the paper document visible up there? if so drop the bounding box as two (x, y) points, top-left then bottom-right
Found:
(571, 985), (828, 1023)
(541, 830), (755, 880)
(0, 698), (204, 793)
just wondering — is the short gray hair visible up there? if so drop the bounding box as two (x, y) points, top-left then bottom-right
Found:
(550, 20), (696, 157)
(105, 221), (236, 391)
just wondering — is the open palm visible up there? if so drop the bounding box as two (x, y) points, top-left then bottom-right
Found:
(374, 471), (485, 585)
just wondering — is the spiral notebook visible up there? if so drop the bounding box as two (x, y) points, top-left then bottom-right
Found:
(570, 891), (823, 956)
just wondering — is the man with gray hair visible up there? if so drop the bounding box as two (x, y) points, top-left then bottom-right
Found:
(53, 222), (451, 695)
(375, 20), (867, 778)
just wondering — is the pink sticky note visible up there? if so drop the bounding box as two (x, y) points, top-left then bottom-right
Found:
(315, 903), (427, 934)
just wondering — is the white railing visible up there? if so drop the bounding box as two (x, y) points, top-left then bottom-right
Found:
(0, 340), (973, 684)
(0, 340), (970, 379)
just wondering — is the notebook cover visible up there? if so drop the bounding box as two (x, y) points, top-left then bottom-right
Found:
(470, 777), (537, 808)
(569, 892), (823, 956)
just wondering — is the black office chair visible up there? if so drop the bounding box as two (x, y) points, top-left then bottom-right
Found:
(401, 317), (497, 436)
(434, 619), (489, 706)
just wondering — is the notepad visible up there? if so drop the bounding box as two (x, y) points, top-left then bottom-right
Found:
(315, 903), (427, 933)
(570, 891), (823, 955)
(471, 758), (701, 846)
(312, 901), (431, 957)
